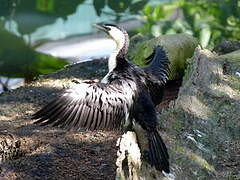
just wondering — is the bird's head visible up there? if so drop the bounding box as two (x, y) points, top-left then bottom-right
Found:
(93, 23), (129, 57)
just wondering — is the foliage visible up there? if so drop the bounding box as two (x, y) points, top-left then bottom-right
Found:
(93, 0), (148, 16)
(0, 22), (68, 82)
(0, 0), (148, 35)
(0, 0), (86, 35)
(137, 0), (240, 48)
(92, 0), (148, 22)
(1, 0), (237, 46)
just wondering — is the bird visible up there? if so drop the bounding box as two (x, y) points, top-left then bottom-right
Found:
(32, 23), (170, 173)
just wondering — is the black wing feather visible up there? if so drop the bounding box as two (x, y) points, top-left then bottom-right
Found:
(133, 92), (170, 173)
(86, 108), (95, 130)
(32, 82), (133, 131)
(144, 45), (170, 84)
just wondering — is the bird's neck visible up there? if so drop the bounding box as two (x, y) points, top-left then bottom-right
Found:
(108, 39), (129, 72)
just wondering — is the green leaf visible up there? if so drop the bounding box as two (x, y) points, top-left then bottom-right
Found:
(151, 24), (162, 37)
(36, 0), (54, 12)
(200, 25), (211, 48)
(143, 5), (152, 16)
(129, 0), (148, 14)
(52, 0), (85, 19)
(153, 5), (163, 20)
(0, 0), (17, 17)
(35, 53), (68, 75)
(93, 0), (106, 16)
(12, 0), (86, 35)
(107, 0), (131, 13)
(0, 26), (68, 80)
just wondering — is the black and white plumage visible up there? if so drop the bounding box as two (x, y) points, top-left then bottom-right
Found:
(32, 24), (170, 173)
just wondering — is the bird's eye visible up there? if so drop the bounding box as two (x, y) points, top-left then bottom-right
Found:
(105, 26), (111, 31)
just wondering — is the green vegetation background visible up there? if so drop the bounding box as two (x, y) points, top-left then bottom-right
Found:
(0, 0), (239, 82)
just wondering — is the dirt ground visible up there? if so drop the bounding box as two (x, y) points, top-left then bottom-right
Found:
(0, 59), (181, 180)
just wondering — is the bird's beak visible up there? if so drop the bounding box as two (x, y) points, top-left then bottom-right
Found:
(92, 24), (109, 33)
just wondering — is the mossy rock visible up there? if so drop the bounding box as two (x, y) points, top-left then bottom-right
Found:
(159, 47), (240, 179)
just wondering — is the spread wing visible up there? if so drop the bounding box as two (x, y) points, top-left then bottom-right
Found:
(143, 45), (170, 106)
(144, 45), (170, 84)
(32, 82), (135, 131)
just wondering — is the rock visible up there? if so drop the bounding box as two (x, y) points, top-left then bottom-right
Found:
(213, 40), (240, 55)
(160, 47), (240, 179)
(116, 46), (240, 179)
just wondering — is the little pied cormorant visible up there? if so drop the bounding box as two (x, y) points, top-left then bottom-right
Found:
(32, 24), (170, 173)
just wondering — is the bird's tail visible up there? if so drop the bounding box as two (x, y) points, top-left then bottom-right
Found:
(144, 45), (170, 84)
(148, 130), (170, 173)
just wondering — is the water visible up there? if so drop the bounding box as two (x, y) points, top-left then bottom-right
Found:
(36, 19), (141, 62)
